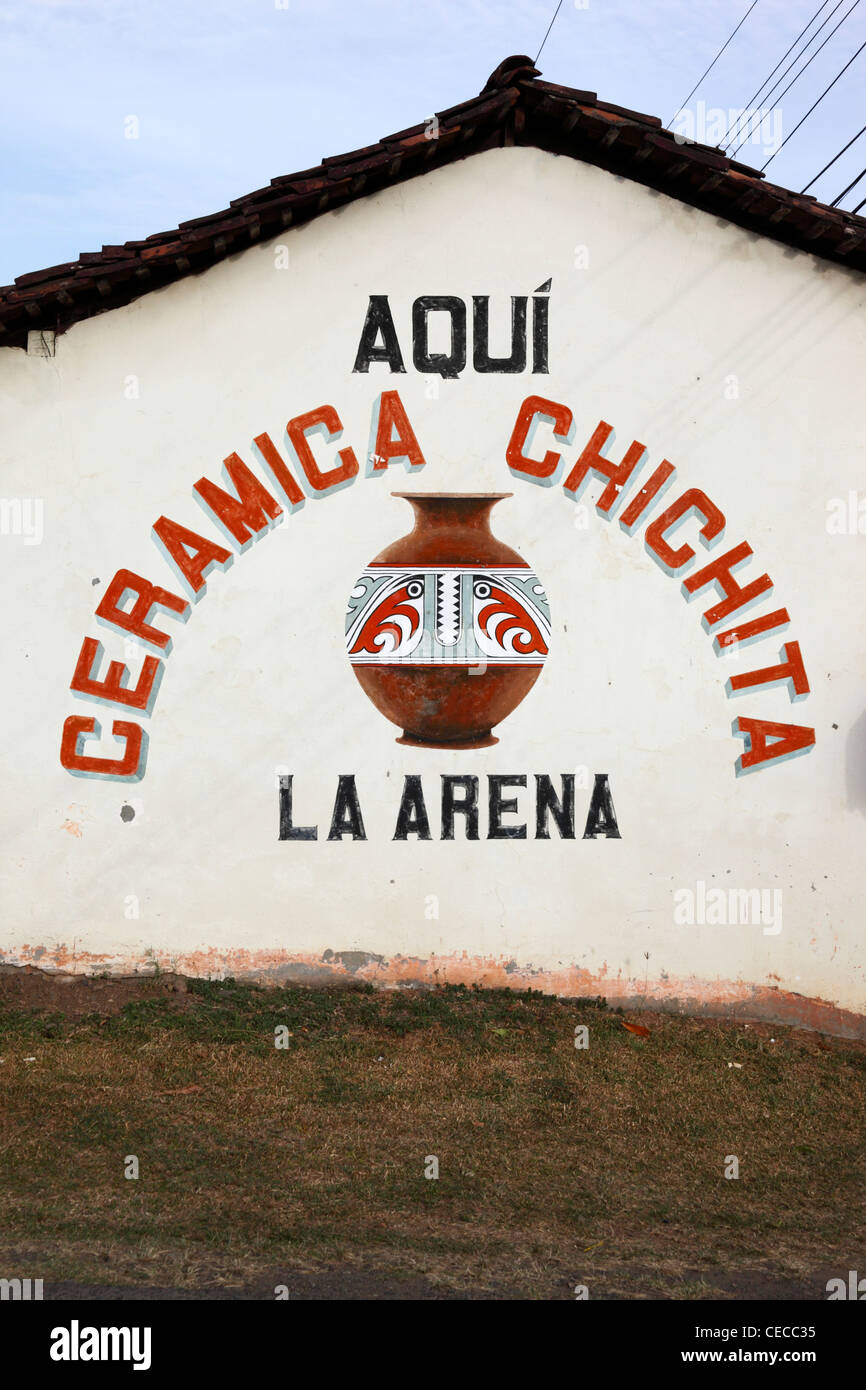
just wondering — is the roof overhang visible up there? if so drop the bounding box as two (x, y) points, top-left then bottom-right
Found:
(3, 54), (864, 349)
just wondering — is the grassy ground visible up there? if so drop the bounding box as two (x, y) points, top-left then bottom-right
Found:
(0, 976), (863, 1299)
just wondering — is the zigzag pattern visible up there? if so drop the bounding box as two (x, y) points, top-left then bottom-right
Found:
(435, 572), (461, 647)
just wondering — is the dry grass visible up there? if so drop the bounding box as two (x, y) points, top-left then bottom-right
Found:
(0, 979), (864, 1298)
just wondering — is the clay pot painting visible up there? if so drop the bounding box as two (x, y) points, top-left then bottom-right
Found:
(346, 493), (550, 748)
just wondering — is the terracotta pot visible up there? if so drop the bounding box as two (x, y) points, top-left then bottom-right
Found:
(346, 493), (550, 748)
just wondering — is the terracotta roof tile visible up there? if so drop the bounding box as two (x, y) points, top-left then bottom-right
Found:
(13, 262), (80, 287)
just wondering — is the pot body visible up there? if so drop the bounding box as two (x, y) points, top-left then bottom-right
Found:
(346, 494), (550, 748)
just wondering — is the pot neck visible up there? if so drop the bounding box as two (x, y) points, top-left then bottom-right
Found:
(373, 492), (523, 567)
(397, 493), (509, 537)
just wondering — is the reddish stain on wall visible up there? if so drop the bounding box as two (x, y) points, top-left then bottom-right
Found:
(6, 943), (866, 1040)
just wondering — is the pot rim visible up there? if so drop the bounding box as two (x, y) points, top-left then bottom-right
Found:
(391, 491), (513, 500)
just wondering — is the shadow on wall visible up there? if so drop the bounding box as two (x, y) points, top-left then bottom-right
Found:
(847, 710), (866, 814)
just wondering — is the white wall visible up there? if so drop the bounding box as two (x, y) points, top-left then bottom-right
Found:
(2, 146), (864, 1034)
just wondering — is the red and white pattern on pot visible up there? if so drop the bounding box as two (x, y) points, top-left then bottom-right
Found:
(346, 566), (551, 665)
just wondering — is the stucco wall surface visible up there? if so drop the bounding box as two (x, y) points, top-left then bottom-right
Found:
(1, 147), (864, 1034)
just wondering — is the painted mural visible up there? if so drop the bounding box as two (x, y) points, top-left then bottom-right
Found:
(1, 146), (862, 1036)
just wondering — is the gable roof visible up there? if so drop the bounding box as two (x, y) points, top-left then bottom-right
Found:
(3, 54), (865, 350)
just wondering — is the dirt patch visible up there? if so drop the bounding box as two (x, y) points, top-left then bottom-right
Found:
(0, 965), (193, 1018)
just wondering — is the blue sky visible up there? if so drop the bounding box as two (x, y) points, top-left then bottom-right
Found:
(1, 0), (865, 284)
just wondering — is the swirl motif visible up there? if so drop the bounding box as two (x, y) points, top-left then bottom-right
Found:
(473, 578), (548, 657)
(348, 576), (424, 658)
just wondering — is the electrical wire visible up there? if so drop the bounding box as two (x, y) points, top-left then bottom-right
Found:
(725, 0), (846, 151)
(801, 122), (866, 191)
(729, 0), (860, 157)
(851, 192), (866, 211)
(535, 0), (564, 66)
(720, 0), (834, 148)
(831, 164), (866, 204)
(761, 34), (866, 171)
(668, 0), (761, 126)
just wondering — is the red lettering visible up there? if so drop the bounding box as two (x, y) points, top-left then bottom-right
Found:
(645, 489), (725, 571)
(618, 460), (675, 531)
(60, 715), (146, 778)
(733, 715), (815, 774)
(70, 638), (161, 711)
(727, 641), (810, 700)
(713, 608), (790, 651)
(95, 568), (190, 649)
(563, 420), (645, 514)
(505, 394), (573, 481)
(252, 431), (305, 507)
(683, 541), (773, 625)
(369, 390), (425, 473)
(287, 404), (360, 491)
(194, 452), (283, 546)
(152, 517), (232, 595)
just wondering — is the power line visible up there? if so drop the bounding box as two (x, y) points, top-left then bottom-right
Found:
(730, 0), (859, 156)
(729, 0), (860, 158)
(802, 121), (866, 191)
(534, 0), (564, 66)
(726, 0), (847, 149)
(852, 192), (866, 212)
(668, 0), (761, 126)
(721, 0), (834, 148)
(762, 34), (866, 171)
(726, 0), (846, 152)
(831, 164), (866, 205)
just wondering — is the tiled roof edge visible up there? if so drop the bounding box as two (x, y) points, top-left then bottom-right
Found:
(2, 54), (864, 348)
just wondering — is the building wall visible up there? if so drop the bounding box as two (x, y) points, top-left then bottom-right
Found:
(2, 146), (864, 1034)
